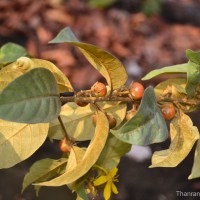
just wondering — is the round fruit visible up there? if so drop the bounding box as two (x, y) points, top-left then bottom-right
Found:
(75, 100), (88, 107)
(107, 114), (117, 129)
(161, 103), (176, 120)
(129, 82), (144, 100)
(59, 138), (71, 153)
(75, 91), (88, 107)
(91, 82), (107, 97)
(125, 110), (137, 121)
(92, 114), (117, 129)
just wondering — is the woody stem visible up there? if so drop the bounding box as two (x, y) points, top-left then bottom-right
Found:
(58, 116), (71, 141)
(60, 96), (200, 106)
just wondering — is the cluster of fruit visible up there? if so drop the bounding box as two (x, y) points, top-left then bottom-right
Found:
(59, 81), (176, 152)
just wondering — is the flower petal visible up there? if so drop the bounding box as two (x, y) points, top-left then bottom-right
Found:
(93, 175), (108, 186)
(104, 183), (111, 200)
(111, 183), (119, 194)
(109, 167), (118, 178)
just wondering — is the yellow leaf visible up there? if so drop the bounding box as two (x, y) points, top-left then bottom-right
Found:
(31, 58), (73, 92)
(49, 27), (128, 90)
(189, 140), (200, 179)
(66, 146), (85, 171)
(150, 110), (199, 168)
(2, 57), (73, 93)
(154, 78), (187, 98)
(48, 102), (126, 141)
(0, 71), (22, 91)
(155, 78), (197, 113)
(76, 44), (128, 90)
(0, 120), (49, 168)
(35, 111), (109, 186)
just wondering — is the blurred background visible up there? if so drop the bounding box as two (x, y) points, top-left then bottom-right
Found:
(0, 0), (200, 199)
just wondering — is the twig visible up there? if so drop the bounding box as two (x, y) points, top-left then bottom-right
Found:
(57, 116), (71, 142)
(60, 96), (133, 104)
(60, 92), (200, 107)
(157, 97), (200, 106)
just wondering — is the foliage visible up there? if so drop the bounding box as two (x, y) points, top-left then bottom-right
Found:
(87, 0), (116, 9)
(0, 42), (28, 68)
(141, 0), (161, 17)
(0, 68), (61, 123)
(49, 27), (127, 91)
(0, 27), (199, 200)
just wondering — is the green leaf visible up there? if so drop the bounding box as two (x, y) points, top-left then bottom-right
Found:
(189, 140), (200, 179)
(150, 111), (199, 168)
(142, 63), (188, 80)
(88, 0), (115, 8)
(0, 42), (27, 66)
(49, 27), (128, 90)
(76, 185), (89, 200)
(185, 49), (200, 97)
(142, 49), (200, 98)
(96, 134), (131, 170)
(22, 158), (68, 192)
(48, 102), (126, 141)
(0, 68), (61, 123)
(35, 111), (109, 186)
(186, 49), (200, 65)
(0, 120), (49, 169)
(185, 60), (200, 98)
(142, 0), (161, 16)
(111, 86), (168, 145)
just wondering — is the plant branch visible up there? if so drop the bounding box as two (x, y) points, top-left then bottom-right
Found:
(157, 97), (200, 106)
(58, 116), (71, 142)
(60, 95), (200, 106)
(60, 96), (133, 104)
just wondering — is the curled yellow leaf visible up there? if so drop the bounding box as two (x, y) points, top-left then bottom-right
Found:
(189, 140), (200, 179)
(35, 111), (109, 186)
(49, 27), (128, 90)
(150, 110), (199, 168)
(154, 78), (187, 98)
(66, 146), (85, 171)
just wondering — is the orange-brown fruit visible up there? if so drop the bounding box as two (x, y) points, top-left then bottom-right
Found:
(75, 91), (88, 107)
(59, 138), (71, 153)
(91, 82), (107, 97)
(75, 100), (88, 107)
(92, 114), (116, 129)
(161, 103), (176, 120)
(107, 114), (117, 129)
(129, 82), (144, 100)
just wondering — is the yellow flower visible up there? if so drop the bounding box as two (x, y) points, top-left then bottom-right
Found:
(93, 167), (119, 200)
